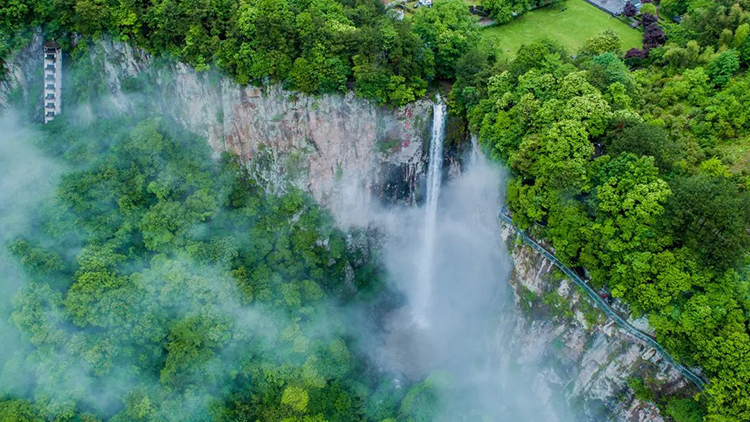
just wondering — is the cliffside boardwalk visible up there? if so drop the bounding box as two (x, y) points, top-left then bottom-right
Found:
(499, 209), (707, 391)
(43, 41), (61, 124)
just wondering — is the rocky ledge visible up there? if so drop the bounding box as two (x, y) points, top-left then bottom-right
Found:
(499, 221), (698, 422)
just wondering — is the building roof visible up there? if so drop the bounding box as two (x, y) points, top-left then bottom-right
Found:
(587, 0), (630, 15)
(43, 40), (60, 48)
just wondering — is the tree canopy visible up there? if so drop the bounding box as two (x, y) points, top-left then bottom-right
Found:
(0, 112), (441, 421)
(1, 0), (478, 106)
(465, 21), (750, 419)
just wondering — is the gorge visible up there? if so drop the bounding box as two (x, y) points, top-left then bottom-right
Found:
(0, 33), (703, 422)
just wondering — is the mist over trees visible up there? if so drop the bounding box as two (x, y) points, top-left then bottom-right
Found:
(0, 108), (446, 421)
(1, 0), (750, 420)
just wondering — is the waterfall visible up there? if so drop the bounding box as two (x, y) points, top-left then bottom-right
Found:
(413, 96), (446, 327)
(375, 120), (576, 420)
(470, 134), (482, 165)
(374, 115), (576, 420)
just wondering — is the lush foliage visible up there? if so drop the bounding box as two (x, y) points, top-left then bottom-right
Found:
(463, 17), (750, 419)
(0, 113), (438, 421)
(0, 0), (477, 105)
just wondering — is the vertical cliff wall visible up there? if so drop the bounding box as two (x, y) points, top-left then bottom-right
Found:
(499, 221), (698, 422)
(1, 34), (432, 225)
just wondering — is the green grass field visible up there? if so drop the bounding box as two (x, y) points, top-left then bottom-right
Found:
(716, 138), (750, 175)
(480, 0), (643, 57)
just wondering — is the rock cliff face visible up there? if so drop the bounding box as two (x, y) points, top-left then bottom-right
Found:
(1, 33), (432, 225)
(499, 221), (697, 422)
(2, 33), (696, 420)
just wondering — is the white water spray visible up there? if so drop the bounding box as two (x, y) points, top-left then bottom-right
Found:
(470, 134), (482, 165)
(413, 96), (446, 327)
(373, 131), (575, 421)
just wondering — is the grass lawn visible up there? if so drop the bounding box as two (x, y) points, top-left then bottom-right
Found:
(480, 0), (642, 58)
(396, 0), (480, 19)
(716, 138), (750, 175)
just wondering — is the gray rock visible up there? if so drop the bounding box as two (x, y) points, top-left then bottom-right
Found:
(499, 221), (695, 421)
(2, 35), (432, 226)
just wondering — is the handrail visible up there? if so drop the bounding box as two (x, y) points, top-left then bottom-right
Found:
(499, 210), (707, 391)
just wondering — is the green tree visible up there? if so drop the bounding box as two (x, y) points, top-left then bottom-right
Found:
(236, 0), (296, 81)
(281, 386), (309, 413)
(579, 30), (623, 56)
(580, 154), (673, 300)
(605, 121), (683, 172)
(0, 399), (43, 422)
(664, 174), (750, 271)
(660, 0), (687, 18)
(352, 55), (390, 104)
(706, 49), (740, 87)
(481, 0), (536, 23)
(512, 119), (594, 190)
(640, 3), (657, 16)
(290, 58), (319, 93)
(412, 0), (479, 79)
(665, 397), (705, 422)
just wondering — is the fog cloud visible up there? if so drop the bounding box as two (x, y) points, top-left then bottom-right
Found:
(0, 112), (64, 382)
(364, 147), (576, 421)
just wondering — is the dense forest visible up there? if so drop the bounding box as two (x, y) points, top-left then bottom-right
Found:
(0, 0), (477, 105)
(455, 1), (750, 420)
(1, 0), (750, 421)
(0, 109), (453, 421)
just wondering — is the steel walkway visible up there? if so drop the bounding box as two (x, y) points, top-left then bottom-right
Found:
(499, 210), (706, 390)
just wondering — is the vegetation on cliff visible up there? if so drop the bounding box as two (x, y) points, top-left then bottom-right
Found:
(1, 0), (750, 420)
(459, 2), (750, 420)
(0, 0), (477, 105)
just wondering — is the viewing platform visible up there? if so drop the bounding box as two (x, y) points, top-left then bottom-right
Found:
(43, 40), (62, 124)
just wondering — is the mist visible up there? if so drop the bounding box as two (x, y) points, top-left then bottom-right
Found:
(364, 145), (576, 421)
(0, 101), (375, 420)
(1, 42), (577, 420)
(0, 112), (63, 377)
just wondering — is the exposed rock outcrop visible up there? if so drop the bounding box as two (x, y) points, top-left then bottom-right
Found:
(1, 33), (432, 225)
(499, 221), (697, 421)
(0, 34), (45, 115)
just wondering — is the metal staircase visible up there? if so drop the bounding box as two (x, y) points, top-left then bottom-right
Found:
(43, 41), (62, 124)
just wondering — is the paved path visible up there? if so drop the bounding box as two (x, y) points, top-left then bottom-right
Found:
(499, 209), (707, 390)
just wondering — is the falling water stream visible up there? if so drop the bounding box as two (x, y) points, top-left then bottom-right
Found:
(413, 96), (446, 326)
(368, 99), (576, 421)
